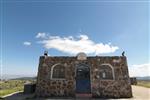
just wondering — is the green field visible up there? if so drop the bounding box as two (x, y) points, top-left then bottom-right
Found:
(137, 80), (150, 88)
(0, 80), (34, 97)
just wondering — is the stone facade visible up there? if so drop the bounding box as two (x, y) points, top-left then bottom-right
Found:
(35, 54), (132, 98)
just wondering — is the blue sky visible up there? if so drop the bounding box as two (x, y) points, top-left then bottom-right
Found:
(1, 0), (149, 77)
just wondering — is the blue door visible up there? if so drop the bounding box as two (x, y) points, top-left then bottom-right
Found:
(76, 64), (91, 93)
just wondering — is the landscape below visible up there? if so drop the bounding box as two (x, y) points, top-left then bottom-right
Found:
(0, 76), (149, 97)
(0, 77), (36, 97)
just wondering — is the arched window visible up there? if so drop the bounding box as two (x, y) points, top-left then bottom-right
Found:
(99, 64), (115, 80)
(51, 63), (65, 79)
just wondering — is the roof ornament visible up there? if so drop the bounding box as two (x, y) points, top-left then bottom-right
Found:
(44, 50), (48, 56)
(122, 51), (125, 56)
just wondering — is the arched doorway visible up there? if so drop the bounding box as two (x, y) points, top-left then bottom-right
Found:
(76, 63), (91, 93)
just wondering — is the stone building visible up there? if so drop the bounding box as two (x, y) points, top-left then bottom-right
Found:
(35, 52), (132, 98)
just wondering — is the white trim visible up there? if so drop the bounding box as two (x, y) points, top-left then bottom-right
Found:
(100, 63), (115, 80)
(50, 63), (66, 80)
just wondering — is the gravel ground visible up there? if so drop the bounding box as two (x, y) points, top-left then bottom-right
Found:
(130, 85), (150, 100)
(2, 86), (150, 100)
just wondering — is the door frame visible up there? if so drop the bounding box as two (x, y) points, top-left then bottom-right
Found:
(75, 63), (91, 93)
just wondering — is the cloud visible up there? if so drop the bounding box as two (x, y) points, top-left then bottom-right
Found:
(36, 32), (47, 38)
(37, 34), (119, 55)
(129, 63), (150, 77)
(23, 41), (31, 46)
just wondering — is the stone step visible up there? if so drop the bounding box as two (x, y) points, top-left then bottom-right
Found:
(76, 93), (92, 98)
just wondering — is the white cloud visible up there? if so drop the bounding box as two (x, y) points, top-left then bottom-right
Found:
(36, 32), (47, 38)
(23, 41), (31, 46)
(37, 34), (119, 55)
(129, 63), (150, 77)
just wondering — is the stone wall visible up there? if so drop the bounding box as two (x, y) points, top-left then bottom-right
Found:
(90, 57), (132, 98)
(35, 57), (76, 97)
(35, 56), (132, 98)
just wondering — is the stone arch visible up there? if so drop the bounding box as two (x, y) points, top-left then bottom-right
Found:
(76, 63), (90, 79)
(99, 63), (115, 80)
(50, 63), (65, 79)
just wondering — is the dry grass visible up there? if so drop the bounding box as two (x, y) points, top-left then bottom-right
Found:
(137, 80), (150, 88)
(0, 80), (33, 97)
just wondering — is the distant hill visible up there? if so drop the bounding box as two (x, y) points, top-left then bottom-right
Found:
(136, 76), (150, 81)
(1, 74), (37, 80)
(11, 76), (37, 80)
